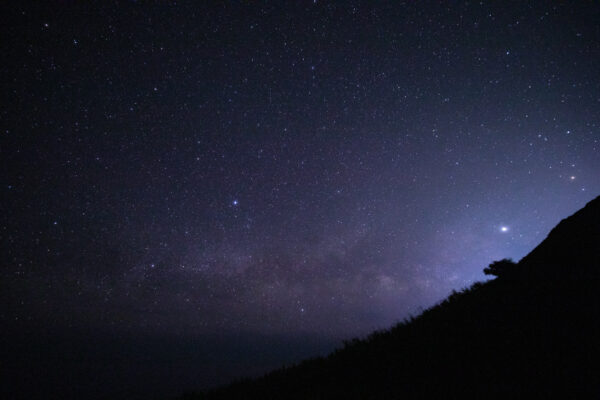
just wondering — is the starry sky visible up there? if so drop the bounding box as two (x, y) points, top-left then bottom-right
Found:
(2, 1), (600, 398)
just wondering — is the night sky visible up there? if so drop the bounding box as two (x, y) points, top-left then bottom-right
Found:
(2, 1), (600, 398)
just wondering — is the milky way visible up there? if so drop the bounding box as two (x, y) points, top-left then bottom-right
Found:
(2, 1), (600, 394)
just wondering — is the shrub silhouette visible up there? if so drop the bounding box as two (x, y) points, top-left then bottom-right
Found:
(483, 258), (517, 277)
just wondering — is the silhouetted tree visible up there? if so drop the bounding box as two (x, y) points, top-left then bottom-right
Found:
(484, 258), (517, 277)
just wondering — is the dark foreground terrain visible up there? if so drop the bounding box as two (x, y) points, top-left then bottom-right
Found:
(184, 195), (600, 399)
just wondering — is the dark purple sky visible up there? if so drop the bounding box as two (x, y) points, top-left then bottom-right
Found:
(2, 1), (599, 398)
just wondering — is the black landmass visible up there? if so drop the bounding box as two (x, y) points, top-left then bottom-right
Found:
(183, 195), (600, 399)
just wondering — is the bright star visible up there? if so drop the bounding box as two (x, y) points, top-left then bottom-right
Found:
(500, 226), (509, 232)
(232, 199), (239, 206)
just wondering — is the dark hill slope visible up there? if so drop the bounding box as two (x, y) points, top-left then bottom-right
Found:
(185, 196), (600, 399)
(519, 196), (600, 279)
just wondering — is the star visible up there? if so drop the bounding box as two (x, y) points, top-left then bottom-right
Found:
(500, 226), (509, 233)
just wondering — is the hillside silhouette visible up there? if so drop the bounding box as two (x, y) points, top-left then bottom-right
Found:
(181, 195), (600, 399)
